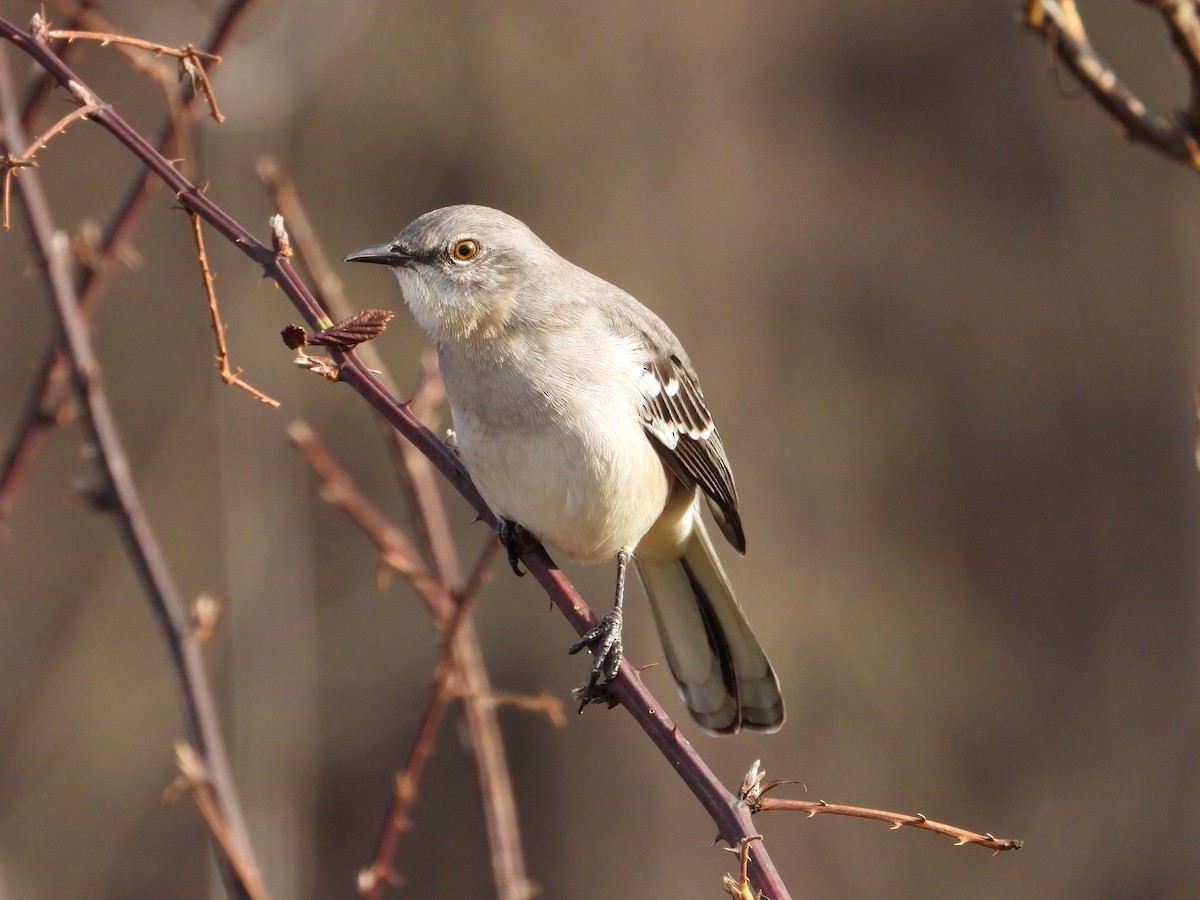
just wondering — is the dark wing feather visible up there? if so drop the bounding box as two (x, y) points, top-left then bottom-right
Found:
(639, 350), (745, 553)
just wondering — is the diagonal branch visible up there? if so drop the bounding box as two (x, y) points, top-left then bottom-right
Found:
(0, 41), (260, 900)
(0, 19), (792, 897)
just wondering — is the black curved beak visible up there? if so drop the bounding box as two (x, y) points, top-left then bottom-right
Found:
(343, 242), (413, 266)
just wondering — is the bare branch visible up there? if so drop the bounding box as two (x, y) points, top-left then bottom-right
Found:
(740, 760), (1023, 856)
(1023, 0), (1200, 168)
(188, 210), (281, 406)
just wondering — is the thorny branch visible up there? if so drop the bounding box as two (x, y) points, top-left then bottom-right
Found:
(357, 582), (478, 895)
(187, 209), (281, 406)
(36, 14), (225, 121)
(0, 0), (252, 535)
(0, 38), (259, 900)
(1, 101), (98, 228)
(740, 760), (1023, 856)
(1023, 0), (1200, 169)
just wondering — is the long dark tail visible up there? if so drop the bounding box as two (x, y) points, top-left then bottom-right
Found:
(635, 513), (784, 735)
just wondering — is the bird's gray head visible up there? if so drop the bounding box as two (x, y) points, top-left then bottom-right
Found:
(344, 205), (554, 343)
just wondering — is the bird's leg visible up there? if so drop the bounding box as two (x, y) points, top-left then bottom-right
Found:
(568, 548), (628, 711)
(497, 517), (537, 576)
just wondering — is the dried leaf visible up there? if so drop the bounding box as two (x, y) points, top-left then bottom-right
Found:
(306, 308), (395, 350)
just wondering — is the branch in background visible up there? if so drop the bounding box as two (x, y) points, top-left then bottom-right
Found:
(288, 421), (541, 900)
(0, 19), (791, 897)
(358, 577), (478, 895)
(19, 0), (96, 128)
(0, 40), (259, 900)
(167, 744), (270, 900)
(0, 0), (253, 536)
(1022, 0), (1200, 169)
(740, 760), (1023, 856)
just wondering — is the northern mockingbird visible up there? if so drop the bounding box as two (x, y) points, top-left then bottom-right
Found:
(345, 205), (784, 734)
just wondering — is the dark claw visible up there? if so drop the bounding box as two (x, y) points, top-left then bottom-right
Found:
(567, 605), (624, 711)
(497, 518), (536, 577)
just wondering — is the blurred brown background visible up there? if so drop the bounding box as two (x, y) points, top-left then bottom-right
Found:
(3, 1), (1199, 897)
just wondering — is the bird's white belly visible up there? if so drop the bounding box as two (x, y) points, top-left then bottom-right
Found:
(453, 410), (670, 563)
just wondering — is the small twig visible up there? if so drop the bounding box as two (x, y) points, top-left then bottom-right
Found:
(739, 760), (1023, 856)
(448, 686), (568, 728)
(1, 101), (97, 228)
(1023, 0), (1200, 168)
(187, 209), (280, 407)
(722, 835), (764, 900)
(45, 28), (220, 62)
(43, 23), (223, 121)
(168, 743), (270, 900)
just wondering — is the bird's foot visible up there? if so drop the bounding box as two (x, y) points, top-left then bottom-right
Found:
(568, 605), (624, 713)
(497, 518), (537, 576)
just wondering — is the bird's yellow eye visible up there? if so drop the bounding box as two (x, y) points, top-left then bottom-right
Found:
(451, 239), (479, 261)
